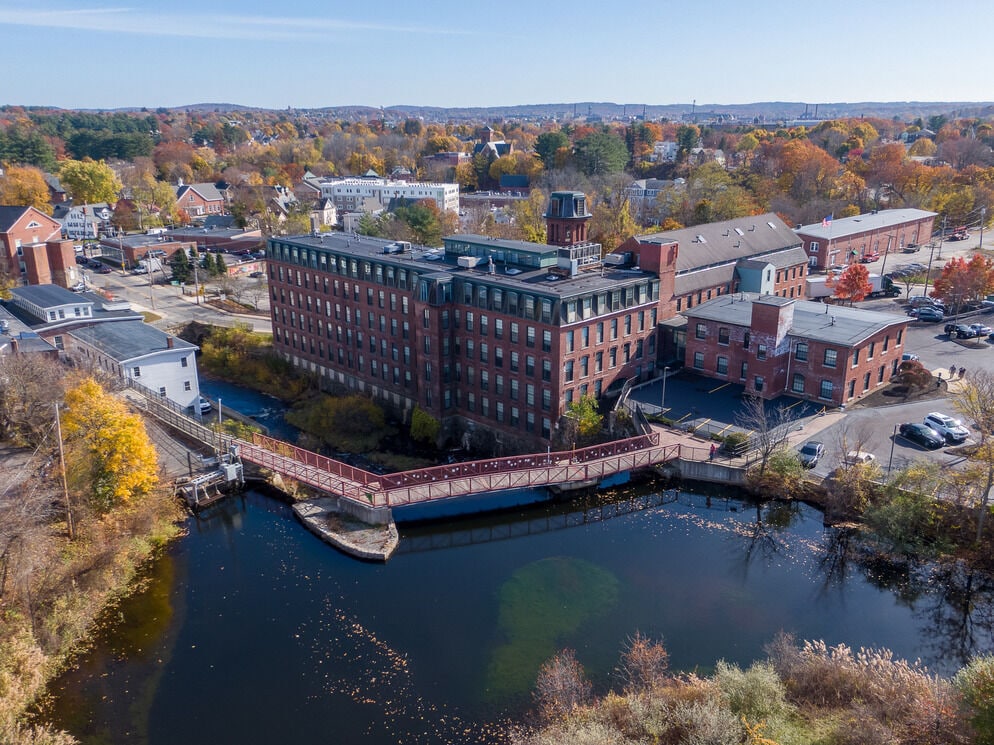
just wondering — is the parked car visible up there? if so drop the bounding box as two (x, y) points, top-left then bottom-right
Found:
(908, 296), (938, 308)
(844, 450), (876, 466)
(798, 441), (825, 468)
(948, 231), (970, 241)
(859, 252), (880, 263)
(915, 306), (944, 322)
(70, 281), (86, 293)
(197, 396), (213, 415)
(248, 271), (265, 278)
(95, 264), (112, 274)
(970, 323), (993, 336)
(953, 324), (977, 338)
(901, 352), (920, 362)
(899, 422), (945, 449)
(923, 412), (970, 444)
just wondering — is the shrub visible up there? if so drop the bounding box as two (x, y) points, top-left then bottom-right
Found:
(715, 660), (792, 723)
(724, 431), (750, 453)
(285, 394), (388, 452)
(955, 655), (994, 744)
(616, 632), (669, 694)
(409, 405), (440, 445)
(534, 649), (592, 722)
(767, 635), (949, 735)
(669, 698), (742, 745)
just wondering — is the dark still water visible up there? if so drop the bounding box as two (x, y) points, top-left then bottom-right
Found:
(40, 489), (994, 745)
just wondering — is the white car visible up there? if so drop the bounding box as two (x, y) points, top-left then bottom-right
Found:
(844, 450), (876, 466)
(923, 412), (969, 443)
(197, 396), (213, 414)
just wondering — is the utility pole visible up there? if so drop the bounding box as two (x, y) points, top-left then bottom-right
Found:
(146, 252), (155, 310)
(922, 242), (937, 299)
(193, 244), (201, 305)
(980, 207), (987, 250)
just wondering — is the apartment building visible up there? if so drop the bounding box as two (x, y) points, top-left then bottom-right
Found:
(313, 175), (460, 216)
(267, 192), (662, 449)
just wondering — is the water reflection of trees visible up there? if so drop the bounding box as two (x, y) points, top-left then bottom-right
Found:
(920, 559), (994, 669)
(816, 528), (994, 670)
(734, 500), (803, 576)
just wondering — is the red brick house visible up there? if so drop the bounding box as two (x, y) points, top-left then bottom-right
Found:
(0, 205), (81, 288)
(175, 182), (225, 221)
(795, 208), (937, 270)
(683, 293), (910, 406)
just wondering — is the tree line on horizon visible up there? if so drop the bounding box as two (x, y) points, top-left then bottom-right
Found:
(0, 105), (992, 255)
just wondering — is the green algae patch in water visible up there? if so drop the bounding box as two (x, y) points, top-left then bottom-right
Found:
(486, 556), (619, 699)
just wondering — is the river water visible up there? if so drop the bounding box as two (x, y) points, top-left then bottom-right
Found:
(39, 486), (994, 745)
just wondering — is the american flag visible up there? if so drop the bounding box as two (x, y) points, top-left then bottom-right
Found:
(822, 214), (833, 228)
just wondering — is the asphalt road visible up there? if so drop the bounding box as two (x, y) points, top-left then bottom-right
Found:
(84, 266), (272, 333)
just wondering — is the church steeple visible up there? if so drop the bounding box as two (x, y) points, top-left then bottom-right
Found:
(544, 191), (591, 246)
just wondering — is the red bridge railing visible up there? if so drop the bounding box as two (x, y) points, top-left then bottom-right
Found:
(241, 431), (673, 509)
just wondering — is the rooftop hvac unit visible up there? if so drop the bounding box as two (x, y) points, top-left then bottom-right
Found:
(457, 255), (481, 268)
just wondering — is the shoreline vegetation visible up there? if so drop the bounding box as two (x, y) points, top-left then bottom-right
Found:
(512, 633), (994, 745)
(4, 325), (994, 744)
(0, 362), (185, 745)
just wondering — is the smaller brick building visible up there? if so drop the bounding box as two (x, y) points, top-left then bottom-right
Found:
(795, 208), (937, 270)
(683, 293), (910, 407)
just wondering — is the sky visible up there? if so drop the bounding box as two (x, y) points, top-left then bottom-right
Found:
(2, 0), (993, 111)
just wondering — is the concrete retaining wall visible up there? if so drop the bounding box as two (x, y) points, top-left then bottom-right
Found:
(674, 458), (748, 485)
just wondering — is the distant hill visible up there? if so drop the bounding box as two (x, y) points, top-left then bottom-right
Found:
(62, 100), (994, 123)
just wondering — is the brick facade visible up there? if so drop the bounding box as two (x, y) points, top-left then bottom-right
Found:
(0, 206), (81, 289)
(796, 209), (937, 270)
(684, 294), (909, 406)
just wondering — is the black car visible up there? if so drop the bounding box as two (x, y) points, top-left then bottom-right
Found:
(915, 306), (944, 322)
(953, 324), (977, 338)
(899, 422), (945, 449)
(798, 441), (825, 468)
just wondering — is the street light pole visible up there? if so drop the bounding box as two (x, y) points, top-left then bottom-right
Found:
(980, 207), (987, 250)
(660, 366), (670, 415)
(888, 424), (898, 474)
(922, 242), (937, 299)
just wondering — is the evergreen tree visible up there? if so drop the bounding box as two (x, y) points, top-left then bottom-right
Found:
(213, 253), (227, 277)
(169, 249), (191, 283)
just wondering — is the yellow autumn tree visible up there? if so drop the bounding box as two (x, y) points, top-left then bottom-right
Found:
(61, 377), (159, 514)
(0, 165), (53, 213)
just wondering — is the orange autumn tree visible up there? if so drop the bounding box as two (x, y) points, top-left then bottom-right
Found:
(61, 377), (159, 515)
(833, 263), (873, 305)
(932, 254), (994, 310)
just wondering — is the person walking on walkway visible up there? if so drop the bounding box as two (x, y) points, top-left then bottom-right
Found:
(959, 366), (966, 379)
(709, 443), (716, 461)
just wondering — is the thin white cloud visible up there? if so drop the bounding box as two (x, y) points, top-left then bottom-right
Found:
(0, 6), (472, 41)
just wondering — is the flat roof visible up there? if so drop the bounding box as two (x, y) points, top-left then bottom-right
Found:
(272, 233), (658, 299)
(684, 292), (907, 347)
(10, 284), (82, 308)
(795, 208), (937, 241)
(69, 320), (195, 362)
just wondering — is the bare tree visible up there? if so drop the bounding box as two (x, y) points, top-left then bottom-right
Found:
(534, 648), (592, 721)
(734, 394), (800, 478)
(953, 369), (994, 445)
(0, 355), (68, 447)
(828, 420), (881, 518)
(246, 278), (268, 310)
(615, 632), (669, 695)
